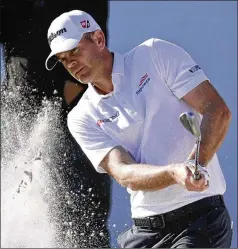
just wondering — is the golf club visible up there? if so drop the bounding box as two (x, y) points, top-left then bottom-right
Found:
(179, 112), (201, 180)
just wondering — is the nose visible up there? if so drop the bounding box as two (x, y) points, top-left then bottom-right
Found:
(66, 59), (77, 69)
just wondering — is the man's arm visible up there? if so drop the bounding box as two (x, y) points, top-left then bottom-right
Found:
(99, 146), (208, 192)
(182, 80), (232, 166)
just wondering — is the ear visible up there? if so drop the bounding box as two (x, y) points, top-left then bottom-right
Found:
(93, 30), (105, 51)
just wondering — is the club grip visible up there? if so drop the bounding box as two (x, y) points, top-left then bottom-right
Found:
(194, 171), (201, 180)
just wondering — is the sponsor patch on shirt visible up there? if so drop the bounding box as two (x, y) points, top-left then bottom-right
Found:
(189, 65), (201, 73)
(136, 73), (150, 95)
(97, 111), (119, 127)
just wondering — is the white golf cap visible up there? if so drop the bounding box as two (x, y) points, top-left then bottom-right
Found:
(45, 10), (101, 70)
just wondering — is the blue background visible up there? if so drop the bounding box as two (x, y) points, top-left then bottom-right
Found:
(107, 1), (237, 248)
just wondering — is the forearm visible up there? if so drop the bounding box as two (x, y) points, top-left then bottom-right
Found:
(102, 146), (177, 191)
(187, 109), (231, 165)
(114, 163), (176, 191)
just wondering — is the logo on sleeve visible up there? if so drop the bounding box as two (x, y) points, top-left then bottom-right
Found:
(97, 111), (120, 127)
(189, 65), (201, 73)
(136, 73), (150, 95)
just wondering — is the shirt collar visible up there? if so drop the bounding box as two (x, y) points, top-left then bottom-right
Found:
(87, 52), (124, 107)
(112, 52), (124, 76)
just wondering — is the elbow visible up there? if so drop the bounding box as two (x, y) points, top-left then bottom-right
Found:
(126, 183), (140, 191)
(116, 169), (139, 191)
(107, 162), (138, 190)
(220, 105), (232, 125)
(118, 176), (138, 191)
(209, 103), (232, 125)
(226, 107), (232, 122)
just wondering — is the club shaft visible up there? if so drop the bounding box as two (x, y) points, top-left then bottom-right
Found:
(179, 112), (202, 180)
(194, 138), (201, 180)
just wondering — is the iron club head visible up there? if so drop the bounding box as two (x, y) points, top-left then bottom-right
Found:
(179, 112), (201, 138)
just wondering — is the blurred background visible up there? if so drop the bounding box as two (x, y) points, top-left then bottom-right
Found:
(107, 1), (237, 248)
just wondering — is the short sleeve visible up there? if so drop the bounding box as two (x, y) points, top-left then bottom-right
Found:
(67, 111), (119, 173)
(151, 38), (209, 99)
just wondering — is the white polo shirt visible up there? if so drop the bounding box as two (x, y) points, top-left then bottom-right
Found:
(68, 38), (226, 218)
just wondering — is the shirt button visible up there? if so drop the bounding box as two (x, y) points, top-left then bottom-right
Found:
(115, 92), (119, 96)
(122, 100), (126, 104)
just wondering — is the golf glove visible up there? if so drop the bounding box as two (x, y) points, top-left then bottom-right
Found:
(185, 159), (210, 185)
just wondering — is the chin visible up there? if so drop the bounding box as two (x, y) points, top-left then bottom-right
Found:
(70, 74), (88, 84)
(78, 79), (90, 84)
(78, 74), (93, 84)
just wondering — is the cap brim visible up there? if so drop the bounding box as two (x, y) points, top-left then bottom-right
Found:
(45, 33), (83, 70)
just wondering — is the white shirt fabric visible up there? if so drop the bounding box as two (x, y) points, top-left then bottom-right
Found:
(68, 38), (226, 218)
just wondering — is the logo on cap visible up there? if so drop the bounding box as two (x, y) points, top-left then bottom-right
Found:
(48, 28), (67, 45)
(80, 20), (90, 28)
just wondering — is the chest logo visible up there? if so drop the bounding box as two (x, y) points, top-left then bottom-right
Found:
(136, 73), (150, 95)
(97, 111), (120, 127)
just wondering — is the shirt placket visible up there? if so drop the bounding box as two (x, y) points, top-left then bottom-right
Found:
(113, 81), (142, 123)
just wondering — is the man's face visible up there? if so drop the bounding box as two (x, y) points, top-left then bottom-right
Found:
(56, 31), (104, 84)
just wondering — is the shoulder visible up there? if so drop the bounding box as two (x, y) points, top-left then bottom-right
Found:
(121, 38), (156, 69)
(151, 38), (190, 59)
(123, 38), (156, 58)
(122, 38), (183, 64)
(124, 38), (178, 55)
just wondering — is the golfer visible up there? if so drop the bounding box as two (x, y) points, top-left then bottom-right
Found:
(45, 10), (233, 248)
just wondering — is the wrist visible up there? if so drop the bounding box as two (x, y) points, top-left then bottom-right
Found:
(185, 159), (206, 168)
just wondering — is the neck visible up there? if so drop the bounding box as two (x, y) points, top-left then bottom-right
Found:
(92, 50), (114, 95)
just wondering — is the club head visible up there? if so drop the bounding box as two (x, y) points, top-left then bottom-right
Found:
(179, 112), (201, 138)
